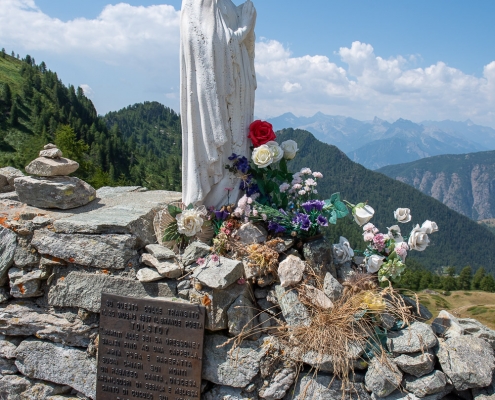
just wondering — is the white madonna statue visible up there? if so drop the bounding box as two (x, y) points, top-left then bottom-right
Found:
(180, 0), (257, 209)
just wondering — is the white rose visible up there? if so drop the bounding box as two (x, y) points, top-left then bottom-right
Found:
(252, 145), (274, 168)
(387, 225), (403, 243)
(394, 208), (412, 223)
(366, 254), (385, 273)
(265, 141), (284, 163)
(280, 140), (299, 160)
(332, 236), (354, 264)
(421, 220), (438, 234)
(176, 207), (206, 237)
(408, 224), (430, 251)
(353, 204), (375, 226)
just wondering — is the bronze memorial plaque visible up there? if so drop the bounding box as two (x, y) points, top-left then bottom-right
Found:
(96, 293), (206, 400)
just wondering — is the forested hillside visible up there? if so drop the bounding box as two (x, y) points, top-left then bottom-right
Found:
(277, 128), (495, 274)
(377, 151), (495, 220)
(0, 52), (181, 190)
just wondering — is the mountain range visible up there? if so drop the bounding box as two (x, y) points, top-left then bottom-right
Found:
(267, 112), (495, 170)
(377, 151), (495, 221)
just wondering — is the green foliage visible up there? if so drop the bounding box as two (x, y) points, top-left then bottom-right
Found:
(472, 267), (486, 290)
(480, 275), (495, 292)
(457, 266), (472, 290)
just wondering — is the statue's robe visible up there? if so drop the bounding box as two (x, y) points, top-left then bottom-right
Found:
(180, 0), (256, 208)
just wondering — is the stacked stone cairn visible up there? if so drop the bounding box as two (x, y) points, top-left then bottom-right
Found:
(13, 144), (96, 210)
(1, 186), (495, 399)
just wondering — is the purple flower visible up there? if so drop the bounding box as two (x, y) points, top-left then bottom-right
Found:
(302, 200), (325, 213)
(228, 153), (239, 161)
(214, 210), (229, 220)
(268, 221), (286, 234)
(316, 215), (328, 227)
(210, 254), (220, 262)
(293, 213), (311, 231)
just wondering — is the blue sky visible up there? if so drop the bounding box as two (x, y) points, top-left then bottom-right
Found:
(2, 0), (495, 126)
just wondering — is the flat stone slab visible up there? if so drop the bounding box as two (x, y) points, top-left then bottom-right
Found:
(0, 166), (24, 193)
(15, 339), (96, 398)
(202, 334), (268, 387)
(387, 322), (437, 354)
(14, 176), (95, 209)
(32, 229), (138, 269)
(288, 374), (371, 400)
(0, 301), (97, 348)
(192, 256), (244, 289)
(394, 351), (435, 377)
(403, 370), (448, 398)
(25, 157), (79, 176)
(53, 204), (157, 246)
(275, 285), (311, 327)
(48, 271), (177, 313)
(437, 336), (495, 391)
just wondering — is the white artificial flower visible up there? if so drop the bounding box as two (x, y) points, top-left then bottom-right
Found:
(332, 236), (354, 265)
(408, 224), (430, 251)
(394, 208), (412, 223)
(280, 140), (299, 160)
(176, 206), (207, 237)
(421, 220), (438, 234)
(353, 204), (375, 226)
(265, 141), (284, 163)
(387, 225), (403, 243)
(366, 254), (385, 273)
(252, 145), (274, 168)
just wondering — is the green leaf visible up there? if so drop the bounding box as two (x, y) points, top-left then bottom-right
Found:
(168, 204), (183, 218)
(329, 210), (338, 225)
(334, 200), (349, 218)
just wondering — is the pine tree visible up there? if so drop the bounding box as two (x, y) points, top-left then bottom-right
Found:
(472, 267), (486, 290)
(480, 275), (495, 292)
(457, 266), (472, 290)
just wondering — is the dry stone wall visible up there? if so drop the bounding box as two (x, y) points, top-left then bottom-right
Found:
(1, 186), (495, 400)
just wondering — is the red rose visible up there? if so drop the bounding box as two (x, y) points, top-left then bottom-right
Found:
(248, 120), (276, 147)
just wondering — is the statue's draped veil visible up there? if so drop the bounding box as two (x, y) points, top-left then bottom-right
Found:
(180, 0), (256, 208)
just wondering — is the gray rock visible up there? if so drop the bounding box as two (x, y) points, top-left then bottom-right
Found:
(8, 268), (43, 298)
(0, 335), (21, 358)
(25, 157), (79, 176)
(204, 386), (259, 400)
(387, 322), (438, 354)
(404, 370), (448, 398)
(15, 176), (95, 209)
(13, 236), (40, 268)
(472, 374), (495, 400)
(277, 255), (305, 287)
(0, 226), (16, 279)
(300, 284), (333, 309)
(255, 288), (268, 299)
(44, 143), (57, 149)
(275, 285), (311, 327)
(182, 241), (211, 266)
(394, 351), (435, 377)
(432, 310), (464, 339)
(54, 204), (158, 247)
(401, 295), (433, 321)
(437, 336), (495, 391)
(337, 261), (356, 281)
(380, 313), (398, 330)
(228, 293), (257, 337)
(202, 334), (267, 387)
(365, 358), (403, 398)
(300, 342), (366, 373)
(287, 374), (371, 400)
(259, 367), (296, 399)
(95, 186), (147, 198)
(48, 271), (177, 313)
(145, 244), (175, 260)
(237, 222), (267, 245)
(0, 288), (9, 304)
(39, 148), (63, 158)
(323, 272), (343, 302)
(458, 318), (495, 349)
(192, 256), (244, 289)
(15, 339), (96, 398)
(32, 229), (138, 269)
(302, 237), (336, 278)
(0, 301), (98, 348)
(136, 267), (163, 282)
(0, 357), (18, 375)
(0, 167), (24, 193)
(20, 381), (71, 399)
(0, 375), (33, 399)
(189, 283), (248, 331)
(140, 253), (183, 278)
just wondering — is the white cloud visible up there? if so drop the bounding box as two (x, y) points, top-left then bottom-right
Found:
(255, 40), (495, 127)
(1, 1), (494, 127)
(79, 84), (93, 97)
